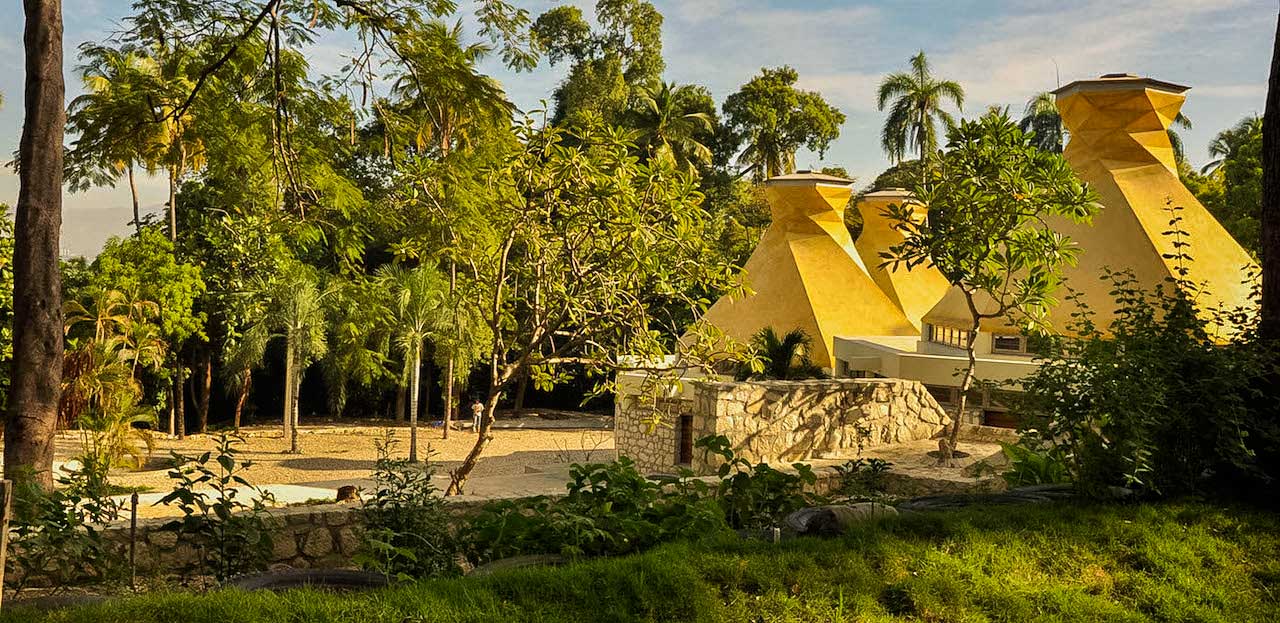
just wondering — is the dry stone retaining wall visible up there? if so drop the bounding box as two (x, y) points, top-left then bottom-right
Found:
(616, 378), (951, 474)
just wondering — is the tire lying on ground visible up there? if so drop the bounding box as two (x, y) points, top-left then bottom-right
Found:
(896, 483), (1078, 512)
(226, 569), (391, 592)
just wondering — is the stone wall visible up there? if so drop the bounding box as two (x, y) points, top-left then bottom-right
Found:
(616, 377), (951, 475)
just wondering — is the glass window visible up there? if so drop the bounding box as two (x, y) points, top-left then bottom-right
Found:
(992, 335), (1025, 353)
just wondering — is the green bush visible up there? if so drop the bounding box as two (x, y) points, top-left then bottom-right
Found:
(157, 434), (274, 581)
(355, 433), (457, 580)
(697, 435), (819, 529)
(1012, 206), (1275, 496)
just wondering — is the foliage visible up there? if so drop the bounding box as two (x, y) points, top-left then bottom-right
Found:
(1184, 115), (1263, 256)
(0, 208), (13, 410)
(533, 0), (664, 125)
(998, 440), (1069, 488)
(355, 433), (457, 580)
(5, 503), (1279, 623)
(157, 434), (274, 581)
(90, 227), (206, 346)
(626, 81), (716, 173)
(877, 51), (965, 162)
(1012, 213), (1271, 495)
(443, 116), (741, 493)
(1019, 91), (1064, 153)
(462, 456), (724, 563)
(882, 112), (1097, 454)
(721, 66), (845, 179)
(735, 327), (826, 381)
(6, 462), (123, 595)
(697, 435), (819, 530)
(832, 457), (894, 496)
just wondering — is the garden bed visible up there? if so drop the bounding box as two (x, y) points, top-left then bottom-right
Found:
(5, 501), (1277, 622)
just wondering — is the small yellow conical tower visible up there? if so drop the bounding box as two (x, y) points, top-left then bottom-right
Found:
(853, 189), (953, 330)
(699, 172), (918, 369)
(1048, 74), (1258, 331)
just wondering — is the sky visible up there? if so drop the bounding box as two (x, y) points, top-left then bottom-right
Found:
(0, 0), (1273, 257)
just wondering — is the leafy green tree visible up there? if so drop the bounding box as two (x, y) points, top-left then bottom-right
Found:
(722, 66), (845, 179)
(443, 118), (739, 494)
(261, 263), (329, 454)
(384, 21), (515, 159)
(533, 0), (664, 125)
(736, 328), (825, 381)
(1184, 115), (1263, 256)
(1019, 92), (1064, 153)
(882, 113), (1097, 461)
(378, 264), (448, 462)
(627, 82), (716, 173)
(877, 51), (964, 162)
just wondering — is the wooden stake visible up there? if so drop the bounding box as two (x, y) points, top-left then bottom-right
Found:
(129, 492), (139, 590)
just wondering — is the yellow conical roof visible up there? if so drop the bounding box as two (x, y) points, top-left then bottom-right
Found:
(1048, 75), (1257, 333)
(699, 173), (918, 368)
(853, 189), (953, 330)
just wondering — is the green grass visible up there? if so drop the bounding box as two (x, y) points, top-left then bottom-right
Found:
(6, 501), (1279, 622)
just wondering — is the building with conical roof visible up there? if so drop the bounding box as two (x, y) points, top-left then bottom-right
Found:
(698, 172), (918, 369)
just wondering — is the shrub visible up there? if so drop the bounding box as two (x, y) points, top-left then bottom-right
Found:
(696, 435), (820, 530)
(157, 434), (274, 581)
(354, 433), (457, 580)
(6, 460), (123, 594)
(998, 440), (1069, 488)
(832, 457), (894, 496)
(1012, 206), (1273, 496)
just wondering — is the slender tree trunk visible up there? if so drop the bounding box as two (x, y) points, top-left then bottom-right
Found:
(290, 366), (300, 454)
(168, 161), (178, 243)
(443, 263), (456, 440)
(1262, 10), (1280, 340)
(127, 165), (141, 235)
(283, 346), (294, 449)
(394, 384), (406, 423)
(409, 350), (421, 463)
(168, 387), (175, 436)
(233, 370), (251, 431)
(174, 365), (186, 440)
(423, 362), (432, 435)
(513, 371), (529, 416)
(198, 352), (211, 433)
(445, 386), (501, 496)
(5, 0), (65, 491)
(943, 292), (983, 464)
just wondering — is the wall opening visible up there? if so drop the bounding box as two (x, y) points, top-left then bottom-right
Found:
(677, 414), (694, 465)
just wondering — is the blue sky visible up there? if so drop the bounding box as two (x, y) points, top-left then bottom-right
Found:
(0, 0), (1273, 256)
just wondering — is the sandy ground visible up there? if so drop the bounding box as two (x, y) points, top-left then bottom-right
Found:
(56, 420), (615, 497)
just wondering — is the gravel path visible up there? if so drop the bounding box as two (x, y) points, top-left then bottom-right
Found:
(54, 421), (615, 496)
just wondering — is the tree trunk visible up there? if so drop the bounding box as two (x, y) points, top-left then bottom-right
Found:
(445, 387), (501, 496)
(513, 370), (529, 416)
(4, 0), (65, 492)
(290, 365), (300, 454)
(944, 292), (983, 465)
(394, 384), (406, 423)
(1262, 9), (1280, 340)
(174, 364), (185, 440)
(443, 357), (454, 440)
(283, 346), (294, 449)
(409, 350), (421, 463)
(195, 350), (211, 434)
(127, 165), (141, 235)
(233, 370), (251, 431)
(423, 362), (432, 434)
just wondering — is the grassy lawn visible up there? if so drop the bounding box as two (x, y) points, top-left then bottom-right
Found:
(6, 501), (1278, 622)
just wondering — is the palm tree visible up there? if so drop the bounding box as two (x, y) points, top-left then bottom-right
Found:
(1168, 112), (1193, 168)
(264, 265), (329, 454)
(737, 327), (826, 381)
(629, 82), (714, 172)
(1203, 115), (1263, 175)
(221, 320), (270, 431)
(1019, 91), (1065, 153)
(877, 51), (965, 162)
(379, 264), (448, 463)
(66, 45), (167, 234)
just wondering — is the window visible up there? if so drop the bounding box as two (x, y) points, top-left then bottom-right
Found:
(925, 384), (955, 405)
(992, 334), (1026, 354)
(677, 415), (694, 465)
(927, 323), (970, 349)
